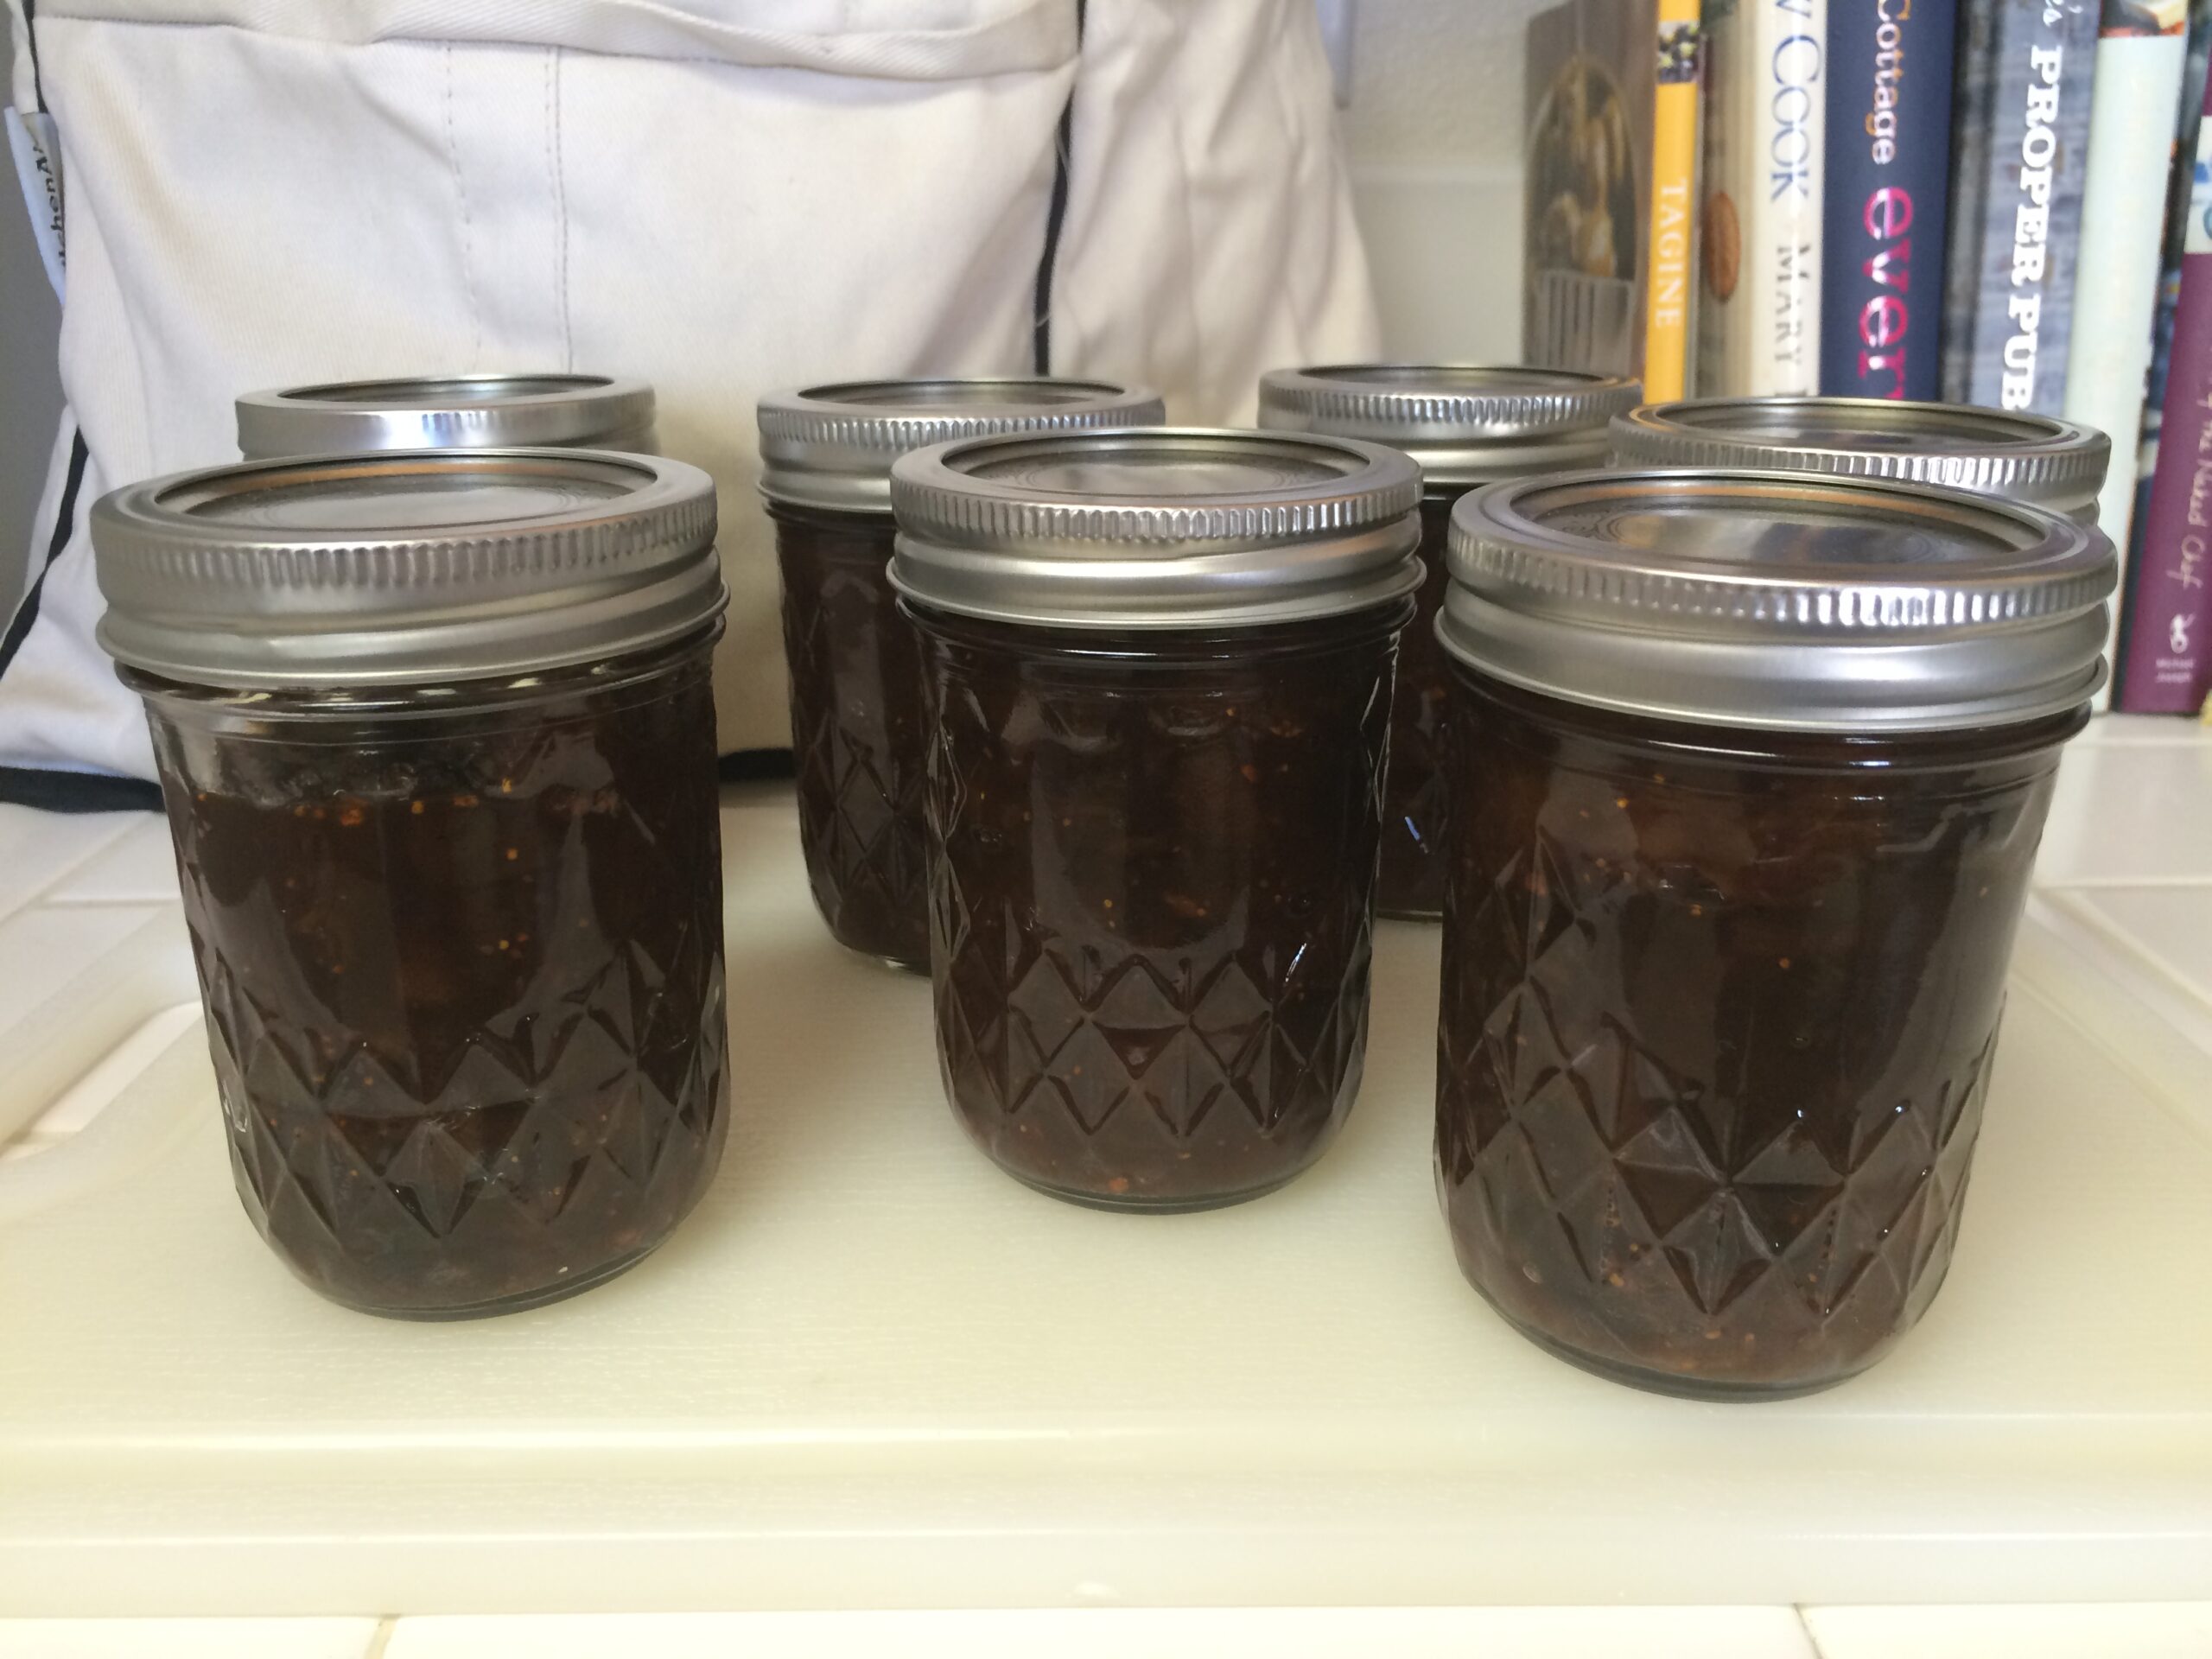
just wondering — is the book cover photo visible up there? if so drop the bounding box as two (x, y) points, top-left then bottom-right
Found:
(1821, 0), (1960, 398)
(1524, 0), (1704, 397)
(1699, 0), (1825, 397)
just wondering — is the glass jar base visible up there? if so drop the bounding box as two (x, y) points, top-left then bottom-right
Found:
(827, 932), (929, 976)
(282, 1241), (662, 1322)
(1004, 1164), (1307, 1215)
(1466, 1277), (1871, 1402)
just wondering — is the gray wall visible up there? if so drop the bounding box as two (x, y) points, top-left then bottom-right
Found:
(0, 28), (63, 613)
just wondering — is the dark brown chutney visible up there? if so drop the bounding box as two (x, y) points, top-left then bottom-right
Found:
(131, 633), (728, 1319)
(1377, 491), (1457, 918)
(771, 499), (931, 969)
(1436, 665), (2078, 1396)
(912, 601), (1410, 1211)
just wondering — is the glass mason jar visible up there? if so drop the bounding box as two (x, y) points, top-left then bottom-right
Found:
(1258, 365), (1640, 918)
(890, 428), (1424, 1211)
(236, 372), (659, 458)
(91, 450), (731, 1319)
(1434, 467), (2115, 1397)
(1610, 396), (2109, 524)
(757, 379), (1163, 970)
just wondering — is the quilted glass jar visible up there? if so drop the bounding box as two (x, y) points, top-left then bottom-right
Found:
(1257, 365), (1638, 918)
(92, 450), (731, 1319)
(757, 379), (1162, 969)
(1436, 468), (2115, 1396)
(891, 428), (1424, 1211)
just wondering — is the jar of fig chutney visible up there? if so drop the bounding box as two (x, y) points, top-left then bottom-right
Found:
(1258, 366), (1639, 918)
(92, 450), (731, 1319)
(237, 372), (659, 458)
(890, 429), (1424, 1211)
(758, 378), (1164, 970)
(1435, 467), (2115, 1397)
(1611, 396), (2108, 523)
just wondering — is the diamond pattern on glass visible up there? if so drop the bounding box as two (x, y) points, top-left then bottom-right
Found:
(1435, 682), (2056, 1393)
(924, 615), (1397, 1208)
(779, 518), (932, 966)
(150, 654), (728, 1318)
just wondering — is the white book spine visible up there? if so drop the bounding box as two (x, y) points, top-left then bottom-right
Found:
(2064, 30), (2190, 711)
(1700, 0), (1825, 395)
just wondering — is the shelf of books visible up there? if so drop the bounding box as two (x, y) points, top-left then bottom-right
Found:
(1519, 0), (2212, 719)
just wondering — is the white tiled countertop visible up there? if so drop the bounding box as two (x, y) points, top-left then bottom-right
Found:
(0, 716), (2209, 1655)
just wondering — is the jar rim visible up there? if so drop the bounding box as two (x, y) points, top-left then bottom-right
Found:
(889, 426), (1425, 629)
(236, 373), (657, 459)
(1441, 466), (2116, 733)
(1258, 364), (1639, 483)
(756, 377), (1165, 512)
(1610, 396), (2109, 512)
(92, 448), (727, 690)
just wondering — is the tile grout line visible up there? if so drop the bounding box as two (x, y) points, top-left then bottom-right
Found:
(40, 894), (185, 909)
(363, 1615), (399, 1659)
(2032, 876), (2212, 891)
(2040, 888), (2212, 1016)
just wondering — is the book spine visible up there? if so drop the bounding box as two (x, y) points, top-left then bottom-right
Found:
(2063, 7), (2190, 709)
(1644, 0), (1705, 399)
(1941, 0), (1999, 404)
(1940, 0), (2102, 413)
(1698, 0), (1825, 395)
(1821, 0), (1959, 397)
(2123, 6), (2210, 532)
(2120, 66), (2212, 714)
(2114, 7), (2211, 708)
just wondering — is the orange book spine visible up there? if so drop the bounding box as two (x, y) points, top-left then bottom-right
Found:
(1643, 0), (1702, 400)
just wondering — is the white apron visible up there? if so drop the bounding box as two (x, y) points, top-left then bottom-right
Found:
(0, 0), (1380, 798)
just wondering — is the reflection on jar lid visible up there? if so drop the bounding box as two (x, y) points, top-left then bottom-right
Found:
(1257, 365), (1641, 485)
(1443, 467), (2118, 732)
(756, 377), (1165, 512)
(1610, 396), (2109, 520)
(92, 448), (725, 690)
(889, 426), (1425, 630)
(236, 373), (658, 459)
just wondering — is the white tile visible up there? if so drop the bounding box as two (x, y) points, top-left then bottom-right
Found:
(2055, 887), (2212, 1016)
(2038, 734), (2212, 887)
(27, 1002), (206, 1136)
(2081, 714), (2211, 747)
(0, 808), (136, 918)
(0, 905), (190, 1145)
(1803, 1603), (2212, 1659)
(0, 906), (167, 1033)
(387, 1607), (1817, 1659)
(45, 816), (180, 906)
(0, 1619), (381, 1659)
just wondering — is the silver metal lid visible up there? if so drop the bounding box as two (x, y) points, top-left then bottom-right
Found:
(889, 427), (1425, 630)
(757, 378), (1166, 512)
(1257, 365), (1642, 485)
(1611, 397), (2110, 518)
(92, 448), (725, 690)
(236, 373), (658, 459)
(1442, 467), (2117, 732)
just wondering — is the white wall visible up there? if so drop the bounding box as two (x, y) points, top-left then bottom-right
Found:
(0, 28), (62, 613)
(1340, 0), (1547, 363)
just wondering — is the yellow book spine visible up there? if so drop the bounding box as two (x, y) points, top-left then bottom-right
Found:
(1643, 0), (1702, 400)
